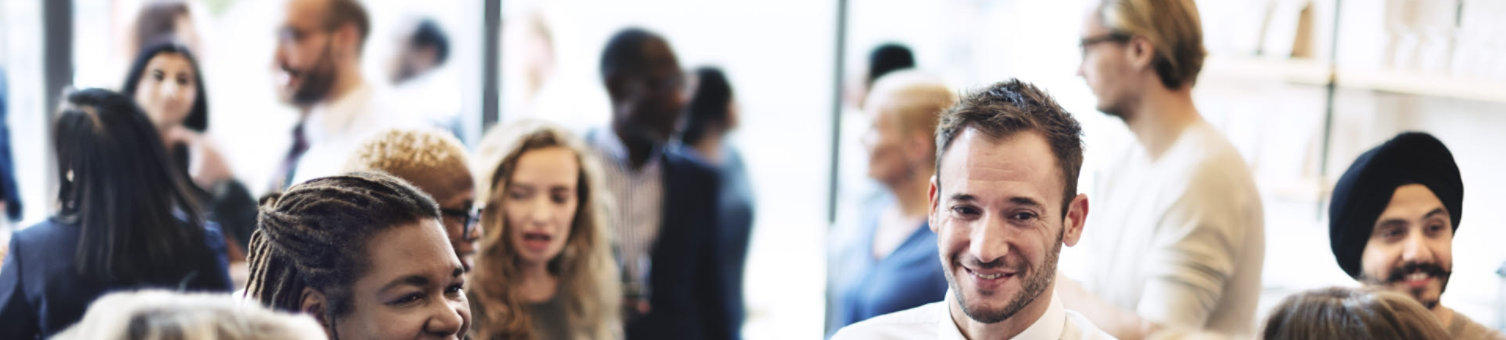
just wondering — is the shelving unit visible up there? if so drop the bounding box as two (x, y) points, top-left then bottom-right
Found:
(1203, 55), (1506, 104)
(1336, 68), (1506, 104)
(1202, 55), (1331, 86)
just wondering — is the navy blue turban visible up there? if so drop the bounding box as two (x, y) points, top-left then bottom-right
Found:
(1329, 132), (1463, 278)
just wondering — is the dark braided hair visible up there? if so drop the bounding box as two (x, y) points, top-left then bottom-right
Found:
(244, 171), (441, 324)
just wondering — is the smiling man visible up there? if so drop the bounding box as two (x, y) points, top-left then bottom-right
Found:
(1328, 132), (1504, 340)
(833, 79), (1112, 340)
(268, 0), (415, 191)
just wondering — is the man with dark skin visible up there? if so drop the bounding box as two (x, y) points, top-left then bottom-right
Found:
(586, 28), (732, 340)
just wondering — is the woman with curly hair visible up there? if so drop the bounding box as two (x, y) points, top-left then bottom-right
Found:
(468, 120), (621, 340)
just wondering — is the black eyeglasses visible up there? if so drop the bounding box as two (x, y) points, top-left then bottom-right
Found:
(1079, 32), (1134, 53)
(440, 207), (482, 240)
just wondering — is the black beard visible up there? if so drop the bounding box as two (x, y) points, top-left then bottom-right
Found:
(1360, 261), (1451, 309)
(291, 41), (340, 106)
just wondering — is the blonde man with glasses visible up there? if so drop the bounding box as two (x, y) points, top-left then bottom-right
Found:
(1057, 0), (1265, 339)
(345, 128), (481, 272)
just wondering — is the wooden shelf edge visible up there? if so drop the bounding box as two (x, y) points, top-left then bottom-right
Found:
(1202, 55), (1331, 86)
(1336, 69), (1506, 104)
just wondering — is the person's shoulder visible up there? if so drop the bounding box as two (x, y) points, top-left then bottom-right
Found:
(831, 301), (944, 340)
(1451, 311), (1506, 340)
(1062, 309), (1119, 340)
(11, 219), (75, 250)
(664, 146), (720, 184)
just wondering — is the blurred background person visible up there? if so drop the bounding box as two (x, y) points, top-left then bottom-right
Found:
(244, 172), (470, 339)
(1261, 287), (1450, 340)
(344, 128), (480, 272)
(121, 42), (258, 287)
(682, 65), (756, 337)
(386, 17), (464, 138)
(112, 0), (210, 94)
(825, 70), (953, 337)
(54, 290), (326, 340)
(1058, 0), (1265, 338)
(0, 88), (233, 339)
(468, 120), (621, 340)
(499, 7), (565, 126)
(388, 18), (449, 85)
(1326, 132), (1504, 339)
(844, 43), (915, 110)
(586, 27), (731, 340)
(0, 67), (20, 262)
(269, 0), (413, 190)
(130, 0), (206, 64)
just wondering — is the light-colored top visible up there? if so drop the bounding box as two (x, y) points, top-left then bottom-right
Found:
(1450, 310), (1506, 340)
(585, 128), (664, 293)
(288, 82), (415, 185)
(832, 289), (1114, 340)
(1073, 121), (1265, 335)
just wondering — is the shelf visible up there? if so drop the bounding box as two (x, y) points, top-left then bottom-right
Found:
(1203, 55), (1506, 104)
(1202, 55), (1331, 86)
(1336, 68), (1506, 104)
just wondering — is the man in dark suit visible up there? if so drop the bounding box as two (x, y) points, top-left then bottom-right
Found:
(585, 28), (732, 340)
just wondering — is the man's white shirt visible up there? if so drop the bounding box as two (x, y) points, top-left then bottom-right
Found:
(288, 82), (420, 185)
(832, 290), (1115, 340)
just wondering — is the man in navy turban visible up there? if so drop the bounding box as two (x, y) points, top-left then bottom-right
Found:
(1328, 131), (1501, 339)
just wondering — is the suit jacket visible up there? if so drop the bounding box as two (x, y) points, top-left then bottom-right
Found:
(0, 68), (21, 221)
(625, 146), (733, 340)
(0, 218), (233, 339)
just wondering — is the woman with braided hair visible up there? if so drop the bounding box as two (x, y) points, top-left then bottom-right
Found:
(245, 171), (471, 339)
(0, 88), (232, 339)
(468, 120), (621, 340)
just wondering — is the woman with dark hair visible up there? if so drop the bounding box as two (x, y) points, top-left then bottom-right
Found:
(245, 171), (470, 339)
(0, 88), (233, 339)
(122, 42), (258, 264)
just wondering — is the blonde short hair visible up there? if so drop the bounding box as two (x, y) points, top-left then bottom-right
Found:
(344, 128), (472, 195)
(1096, 0), (1206, 89)
(864, 70), (955, 150)
(54, 290), (327, 340)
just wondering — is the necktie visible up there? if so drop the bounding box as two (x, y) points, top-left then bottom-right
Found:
(270, 123), (309, 191)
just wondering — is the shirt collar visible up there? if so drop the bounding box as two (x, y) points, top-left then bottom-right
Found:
(939, 289), (1067, 340)
(589, 126), (663, 170)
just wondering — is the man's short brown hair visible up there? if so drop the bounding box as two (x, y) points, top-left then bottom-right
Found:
(934, 79), (1084, 214)
(325, 0), (371, 51)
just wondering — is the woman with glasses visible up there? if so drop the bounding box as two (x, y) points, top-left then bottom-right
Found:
(467, 120), (621, 340)
(344, 128), (481, 272)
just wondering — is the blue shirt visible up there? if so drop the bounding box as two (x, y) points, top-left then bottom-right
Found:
(829, 202), (948, 337)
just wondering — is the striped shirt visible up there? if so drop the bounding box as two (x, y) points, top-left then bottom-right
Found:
(587, 128), (665, 296)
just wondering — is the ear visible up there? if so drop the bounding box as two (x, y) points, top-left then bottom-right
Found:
(299, 287), (333, 333)
(1127, 36), (1156, 71)
(1061, 193), (1089, 247)
(927, 175), (940, 233)
(332, 23), (361, 58)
